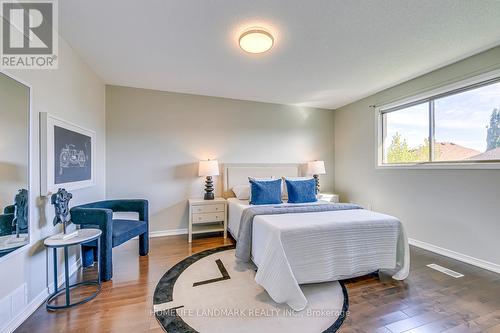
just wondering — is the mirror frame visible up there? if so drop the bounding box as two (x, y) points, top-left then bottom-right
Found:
(0, 70), (33, 263)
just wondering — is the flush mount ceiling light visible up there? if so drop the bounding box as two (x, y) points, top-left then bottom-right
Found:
(239, 28), (274, 54)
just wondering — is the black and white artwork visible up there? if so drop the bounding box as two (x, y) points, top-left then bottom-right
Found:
(41, 113), (95, 194)
(54, 126), (92, 184)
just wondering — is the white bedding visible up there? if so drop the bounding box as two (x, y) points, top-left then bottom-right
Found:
(227, 198), (410, 310)
(227, 198), (250, 238)
(227, 198), (330, 238)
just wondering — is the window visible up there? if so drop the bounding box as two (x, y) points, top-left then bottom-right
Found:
(382, 102), (429, 164)
(379, 76), (500, 167)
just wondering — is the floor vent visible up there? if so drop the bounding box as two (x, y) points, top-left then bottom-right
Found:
(426, 264), (464, 278)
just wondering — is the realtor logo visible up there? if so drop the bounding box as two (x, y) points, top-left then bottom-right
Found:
(1, 0), (58, 69)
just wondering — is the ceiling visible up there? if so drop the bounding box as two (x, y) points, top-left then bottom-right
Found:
(59, 0), (500, 109)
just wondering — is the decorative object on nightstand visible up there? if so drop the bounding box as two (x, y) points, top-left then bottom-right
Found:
(318, 193), (340, 203)
(198, 159), (219, 200)
(188, 198), (227, 243)
(307, 160), (326, 194)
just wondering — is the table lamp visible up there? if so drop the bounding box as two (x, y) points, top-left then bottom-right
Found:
(307, 160), (326, 194)
(198, 159), (219, 200)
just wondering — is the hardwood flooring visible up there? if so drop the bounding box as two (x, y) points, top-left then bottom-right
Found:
(15, 235), (500, 333)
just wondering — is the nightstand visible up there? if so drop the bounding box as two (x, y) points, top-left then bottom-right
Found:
(188, 198), (227, 243)
(318, 193), (340, 203)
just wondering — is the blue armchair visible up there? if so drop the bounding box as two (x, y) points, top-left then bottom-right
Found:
(4, 205), (14, 214)
(70, 199), (149, 281)
(1, 205), (27, 237)
(0, 212), (14, 236)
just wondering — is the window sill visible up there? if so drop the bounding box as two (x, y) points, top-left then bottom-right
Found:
(376, 162), (500, 170)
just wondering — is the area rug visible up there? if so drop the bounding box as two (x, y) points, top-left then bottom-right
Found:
(153, 245), (348, 333)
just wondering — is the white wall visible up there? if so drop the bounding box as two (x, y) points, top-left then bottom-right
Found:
(334, 46), (500, 267)
(0, 36), (105, 331)
(106, 86), (334, 232)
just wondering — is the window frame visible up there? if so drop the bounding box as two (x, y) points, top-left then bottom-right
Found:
(376, 69), (500, 169)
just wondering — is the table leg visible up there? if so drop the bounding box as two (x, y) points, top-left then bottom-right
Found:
(64, 246), (70, 306)
(53, 248), (58, 294)
(97, 237), (101, 284)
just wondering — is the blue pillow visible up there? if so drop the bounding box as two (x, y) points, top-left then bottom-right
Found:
(285, 178), (317, 203)
(249, 178), (282, 205)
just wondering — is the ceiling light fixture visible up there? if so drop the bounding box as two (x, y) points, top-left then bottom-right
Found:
(239, 28), (274, 54)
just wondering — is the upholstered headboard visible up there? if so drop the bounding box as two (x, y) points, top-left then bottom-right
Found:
(222, 163), (303, 198)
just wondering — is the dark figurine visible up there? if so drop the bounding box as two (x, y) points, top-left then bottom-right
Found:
(12, 189), (28, 237)
(51, 188), (73, 234)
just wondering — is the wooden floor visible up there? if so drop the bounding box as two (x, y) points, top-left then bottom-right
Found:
(16, 235), (500, 333)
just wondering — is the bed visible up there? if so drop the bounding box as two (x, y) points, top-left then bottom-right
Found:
(222, 164), (410, 311)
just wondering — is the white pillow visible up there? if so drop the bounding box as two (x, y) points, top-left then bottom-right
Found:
(236, 177), (276, 200)
(232, 185), (250, 200)
(284, 176), (314, 181)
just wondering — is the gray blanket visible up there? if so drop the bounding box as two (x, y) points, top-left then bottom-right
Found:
(235, 203), (362, 261)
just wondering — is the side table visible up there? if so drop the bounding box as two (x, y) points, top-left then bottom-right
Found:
(44, 228), (102, 310)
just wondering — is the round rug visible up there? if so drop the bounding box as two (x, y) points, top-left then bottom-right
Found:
(153, 245), (348, 333)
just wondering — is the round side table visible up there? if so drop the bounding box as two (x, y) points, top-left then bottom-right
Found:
(44, 228), (102, 310)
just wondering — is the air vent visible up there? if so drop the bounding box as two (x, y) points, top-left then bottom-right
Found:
(427, 264), (464, 278)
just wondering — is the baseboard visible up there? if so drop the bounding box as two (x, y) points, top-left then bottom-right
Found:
(3, 257), (82, 333)
(409, 238), (500, 274)
(131, 228), (188, 241)
(2, 288), (49, 333)
(149, 228), (188, 238)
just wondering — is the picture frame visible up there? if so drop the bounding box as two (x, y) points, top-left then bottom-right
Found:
(40, 113), (96, 195)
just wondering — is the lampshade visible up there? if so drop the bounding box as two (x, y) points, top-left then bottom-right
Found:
(307, 160), (326, 175)
(198, 159), (219, 177)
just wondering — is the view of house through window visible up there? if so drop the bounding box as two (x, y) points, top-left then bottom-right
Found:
(381, 79), (500, 164)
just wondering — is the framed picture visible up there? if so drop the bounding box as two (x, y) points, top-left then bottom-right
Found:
(40, 113), (95, 195)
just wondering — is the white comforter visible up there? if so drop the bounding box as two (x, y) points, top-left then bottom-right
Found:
(227, 198), (410, 311)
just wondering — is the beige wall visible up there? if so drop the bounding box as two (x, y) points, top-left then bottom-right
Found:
(334, 46), (500, 266)
(106, 86), (334, 232)
(0, 36), (105, 331)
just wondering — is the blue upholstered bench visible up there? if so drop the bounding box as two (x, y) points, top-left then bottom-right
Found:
(70, 199), (149, 281)
(0, 212), (14, 236)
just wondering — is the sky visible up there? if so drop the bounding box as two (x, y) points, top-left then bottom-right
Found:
(385, 81), (500, 153)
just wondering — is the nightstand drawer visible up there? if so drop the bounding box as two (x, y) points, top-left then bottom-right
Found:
(192, 204), (225, 214)
(192, 212), (224, 223)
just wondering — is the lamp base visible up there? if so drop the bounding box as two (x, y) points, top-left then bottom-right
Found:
(313, 174), (320, 194)
(204, 176), (215, 200)
(204, 192), (215, 200)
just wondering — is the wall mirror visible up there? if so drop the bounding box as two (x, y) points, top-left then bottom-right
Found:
(0, 72), (30, 258)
